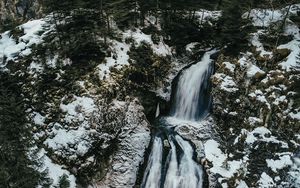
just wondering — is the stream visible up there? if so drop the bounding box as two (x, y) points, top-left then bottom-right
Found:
(141, 50), (216, 188)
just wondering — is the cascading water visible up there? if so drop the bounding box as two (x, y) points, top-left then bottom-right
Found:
(171, 51), (214, 121)
(141, 50), (215, 188)
(142, 137), (163, 188)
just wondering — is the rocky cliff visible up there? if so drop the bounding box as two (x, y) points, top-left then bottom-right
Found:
(0, 0), (41, 31)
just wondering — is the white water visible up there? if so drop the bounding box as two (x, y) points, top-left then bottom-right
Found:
(163, 138), (179, 188)
(176, 135), (203, 188)
(142, 50), (215, 188)
(172, 50), (215, 121)
(142, 137), (163, 188)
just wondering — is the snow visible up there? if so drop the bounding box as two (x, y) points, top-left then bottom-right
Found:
(245, 127), (288, 148)
(98, 10), (170, 81)
(247, 64), (265, 78)
(0, 19), (46, 68)
(97, 40), (130, 80)
(248, 117), (262, 126)
(194, 9), (221, 25)
(20, 19), (45, 46)
(44, 96), (96, 156)
(46, 55), (59, 68)
(273, 95), (287, 105)
(223, 62), (235, 73)
(60, 96), (96, 123)
(266, 155), (293, 172)
(246, 3), (300, 71)
(288, 157), (300, 188)
(245, 9), (284, 27)
(258, 172), (275, 188)
(278, 30), (300, 71)
(250, 31), (273, 57)
(38, 149), (76, 188)
(289, 111), (300, 120)
(28, 62), (44, 74)
(245, 4), (300, 28)
(44, 124), (90, 156)
(32, 112), (45, 126)
(229, 111), (238, 116)
(248, 90), (271, 109)
(124, 29), (172, 56)
(204, 140), (246, 179)
(185, 42), (199, 53)
(278, 21), (300, 71)
(236, 180), (249, 188)
(214, 73), (239, 92)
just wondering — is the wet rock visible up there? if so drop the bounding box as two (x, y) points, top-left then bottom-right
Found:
(163, 139), (170, 148)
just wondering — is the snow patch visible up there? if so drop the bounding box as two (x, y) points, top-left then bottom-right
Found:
(214, 73), (239, 92)
(204, 140), (247, 179)
(245, 127), (288, 148)
(60, 96), (96, 123)
(258, 172), (275, 188)
(98, 40), (130, 80)
(247, 64), (265, 78)
(222, 62), (235, 73)
(124, 29), (172, 56)
(289, 111), (300, 120)
(44, 124), (90, 156)
(0, 19), (46, 68)
(32, 112), (45, 126)
(38, 149), (76, 188)
(266, 155), (293, 172)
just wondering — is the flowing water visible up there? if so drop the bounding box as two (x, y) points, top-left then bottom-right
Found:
(141, 50), (215, 188)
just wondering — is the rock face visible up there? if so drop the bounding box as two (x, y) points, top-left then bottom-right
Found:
(96, 99), (151, 187)
(41, 98), (151, 187)
(0, 0), (42, 30)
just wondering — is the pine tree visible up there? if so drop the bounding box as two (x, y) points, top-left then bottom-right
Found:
(0, 73), (50, 188)
(57, 174), (70, 188)
(216, 0), (254, 55)
(42, 0), (107, 63)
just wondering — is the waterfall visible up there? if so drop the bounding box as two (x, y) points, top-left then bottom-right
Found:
(142, 137), (163, 188)
(172, 51), (215, 120)
(175, 135), (203, 188)
(142, 50), (215, 188)
(155, 103), (160, 118)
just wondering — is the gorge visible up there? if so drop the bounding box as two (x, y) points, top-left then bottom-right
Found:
(142, 50), (216, 188)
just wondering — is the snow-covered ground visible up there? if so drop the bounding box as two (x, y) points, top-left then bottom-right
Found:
(38, 149), (76, 188)
(0, 19), (49, 69)
(246, 4), (300, 71)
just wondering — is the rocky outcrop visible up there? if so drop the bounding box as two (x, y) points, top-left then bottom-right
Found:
(40, 97), (151, 187)
(0, 0), (42, 30)
(96, 99), (151, 187)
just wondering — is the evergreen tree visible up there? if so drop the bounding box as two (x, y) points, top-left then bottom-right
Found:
(57, 174), (70, 188)
(0, 73), (50, 188)
(42, 0), (107, 63)
(216, 0), (254, 55)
